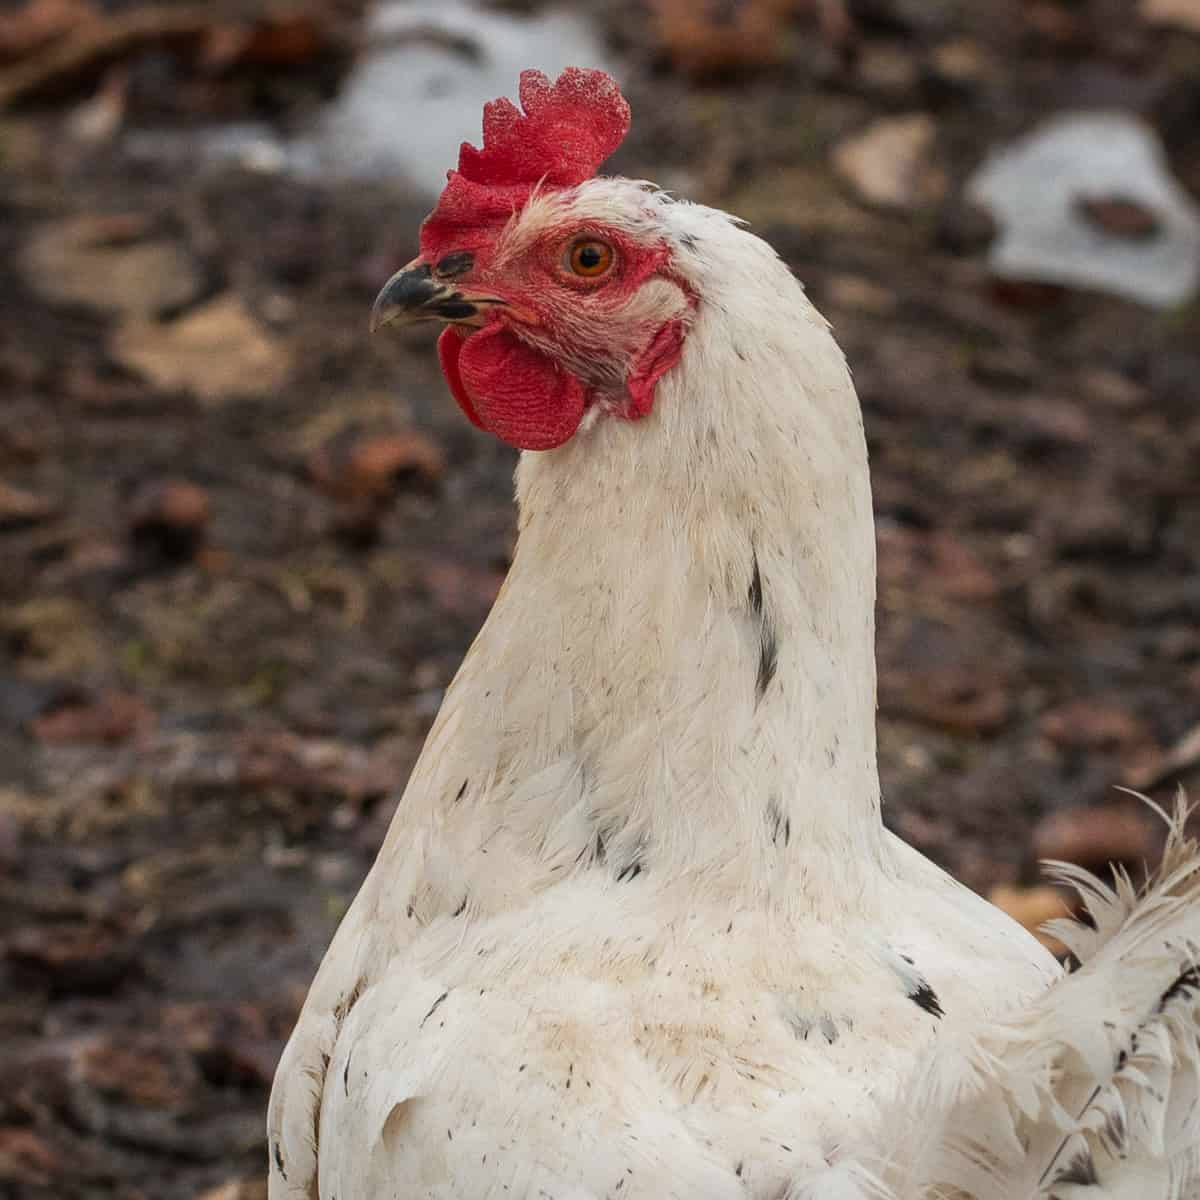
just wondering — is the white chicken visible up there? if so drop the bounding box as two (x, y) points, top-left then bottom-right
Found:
(268, 68), (1200, 1199)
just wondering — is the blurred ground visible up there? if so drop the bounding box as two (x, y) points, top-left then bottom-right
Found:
(1, 1), (1199, 1196)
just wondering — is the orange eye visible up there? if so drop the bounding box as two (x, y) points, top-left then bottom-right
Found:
(567, 239), (615, 278)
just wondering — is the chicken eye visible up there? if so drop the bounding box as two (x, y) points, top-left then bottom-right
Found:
(566, 239), (615, 278)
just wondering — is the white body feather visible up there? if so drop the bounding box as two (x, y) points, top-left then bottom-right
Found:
(791, 799), (1200, 1200)
(268, 182), (1078, 1199)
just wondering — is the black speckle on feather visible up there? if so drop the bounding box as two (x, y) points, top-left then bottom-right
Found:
(273, 1140), (286, 1180)
(576, 827), (606, 867)
(420, 990), (449, 1029)
(748, 551), (778, 701)
(1157, 964), (1200, 1013)
(1103, 1106), (1127, 1153)
(454, 778), (469, 803)
(343, 1053), (351, 1096)
(766, 796), (791, 847)
(1055, 1149), (1099, 1187)
(908, 979), (944, 1019)
(333, 979), (364, 1026)
(749, 551), (764, 617)
(617, 860), (642, 882)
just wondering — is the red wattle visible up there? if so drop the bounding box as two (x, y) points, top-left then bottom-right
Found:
(438, 323), (586, 451)
(437, 327), (485, 431)
(626, 319), (686, 420)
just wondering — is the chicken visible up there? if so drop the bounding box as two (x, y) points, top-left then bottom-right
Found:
(267, 68), (1200, 1199)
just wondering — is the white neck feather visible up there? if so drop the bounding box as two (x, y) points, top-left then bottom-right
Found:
(401, 209), (885, 915)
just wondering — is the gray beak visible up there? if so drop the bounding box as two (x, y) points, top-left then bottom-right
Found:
(370, 262), (504, 333)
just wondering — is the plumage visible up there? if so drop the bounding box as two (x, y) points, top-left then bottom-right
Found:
(790, 797), (1200, 1200)
(268, 69), (1199, 1199)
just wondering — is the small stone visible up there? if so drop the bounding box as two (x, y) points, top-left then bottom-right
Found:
(128, 478), (212, 564)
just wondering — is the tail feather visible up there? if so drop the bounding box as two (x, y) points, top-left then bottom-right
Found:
(794, 795), (1200, 1200)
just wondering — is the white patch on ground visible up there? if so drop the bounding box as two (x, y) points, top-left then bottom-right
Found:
(123, 2), (612, 194)
(968, 111), (1200, 309)
(311, 1), (613, 192)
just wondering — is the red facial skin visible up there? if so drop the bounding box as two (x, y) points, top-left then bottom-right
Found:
(420, 218), (691, 452)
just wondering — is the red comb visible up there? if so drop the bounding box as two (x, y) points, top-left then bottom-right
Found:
(458, 68), (630, 188)
(420, 68), (631, 256)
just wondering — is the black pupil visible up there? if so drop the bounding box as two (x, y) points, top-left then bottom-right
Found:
(578, 244), (603, 270)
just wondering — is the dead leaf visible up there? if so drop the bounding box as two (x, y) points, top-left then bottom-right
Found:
(308, 431), (445, 502)
(989, 883), (1077, 955)
(77, 1036), (186, 1109)
(0, 0), (97, 63)
(1032, 805), (1159, 871)
(162, 1002), (278, 1088)
(6, 922), (132, 993)
(650, 0), (796, 74)
(824, 274), (898, 314)
(1039, 699), (1154, 752)
(18, 215), (202, 318)
(196, 1180), (268, 1200)
(832, 113), (939, 210)
(0, 1127), (58, 1185)
(0, 482), (57, 530)
(1141, 0), (1200, 32)
(1125, 722), (1200, 791)
(877, 525), (999, 604)
(31, 689), (156, 745)
(110, 295), (290, 404)
(928, 39), (992, 88)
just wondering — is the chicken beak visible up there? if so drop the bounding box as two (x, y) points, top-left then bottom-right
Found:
(370, 261), (505, 333)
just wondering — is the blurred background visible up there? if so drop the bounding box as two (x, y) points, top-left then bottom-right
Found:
(1, 0), (1198, 1195)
